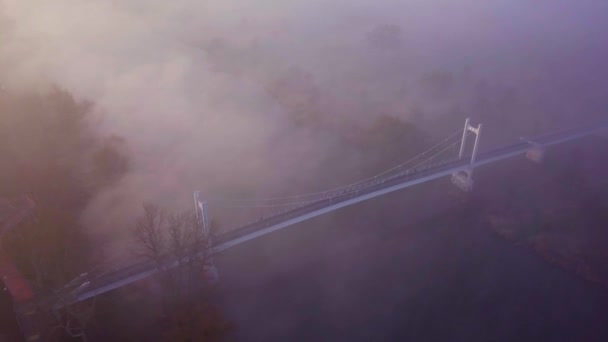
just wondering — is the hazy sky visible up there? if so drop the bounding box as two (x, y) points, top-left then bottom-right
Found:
(1, 0), (607, 254)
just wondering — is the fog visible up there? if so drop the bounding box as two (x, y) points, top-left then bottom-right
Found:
(1, 0), (607, 257)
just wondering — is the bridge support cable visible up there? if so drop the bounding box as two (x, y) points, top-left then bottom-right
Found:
(452, 117), (483, 192)
(205, 132), (466, 230)
(205, 128), (465, 208)
(196, 129), (466, 230)
(256, 133), (468, 216)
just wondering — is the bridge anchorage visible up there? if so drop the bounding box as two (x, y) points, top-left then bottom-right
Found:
(451, 117), (483, 192)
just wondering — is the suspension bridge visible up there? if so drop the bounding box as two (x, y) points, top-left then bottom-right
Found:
(21, 118), (608, 311)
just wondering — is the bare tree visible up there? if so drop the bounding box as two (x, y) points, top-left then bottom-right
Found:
(132, 205), (208, 306)
(186, 211), (213, 297)
(167, 212), (188, 266)
(132, 203), (166, 269)
(166, 211), (191, 299)
(132, 203), (231, 339)
(167, 210), (213, 300)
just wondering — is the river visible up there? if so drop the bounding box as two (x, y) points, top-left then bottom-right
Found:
(216, 185), (608, 341)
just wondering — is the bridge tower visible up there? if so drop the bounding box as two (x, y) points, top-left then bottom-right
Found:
(193, 191), (210, 238)
(193, 192), (219, 283)
(451, 117), (483, 192)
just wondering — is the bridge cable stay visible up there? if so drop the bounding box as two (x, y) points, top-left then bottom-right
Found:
(212, 131), (469, 211)
(209, 134), (469, 231)
(206, 128), (467, 207)
(197, 128), (470, 233)
(207, 128), (465, 205)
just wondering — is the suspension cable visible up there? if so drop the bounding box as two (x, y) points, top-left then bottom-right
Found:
(212, 132), (467, 209)
(206, 128), (465, 204)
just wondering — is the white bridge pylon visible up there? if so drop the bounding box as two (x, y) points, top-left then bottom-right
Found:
(193, 191), (210, 237)
(193, 192), (219, 282)
(451, 117), (483, 192)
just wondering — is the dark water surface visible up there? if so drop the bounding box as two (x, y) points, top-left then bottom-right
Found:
(216, 192), (608, 342)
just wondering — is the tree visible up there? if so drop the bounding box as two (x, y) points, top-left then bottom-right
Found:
(91, 135), (129, 187)
(133, 203), (167, 270)
(167, 211), (210, 300)
(266, 67), (323, 127)
(0, 86), (131, 340)
(2, 204), (97, 342)
(4, 206), (90, 295)
(0, 87), (129, 274)
(132, 203), (232, 340)
(48, 295), (97, 342)
(132, 204), (213, 300)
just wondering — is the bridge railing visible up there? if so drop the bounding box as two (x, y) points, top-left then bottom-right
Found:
(234, 150), (462, 229)
(216, 156), (464, 245)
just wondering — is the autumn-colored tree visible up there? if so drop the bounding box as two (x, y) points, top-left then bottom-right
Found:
(0, 86), (129, 205)
(133, 203), (168, 270)
(0, 86), (130, 340)
(266, 67), (323, 127)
